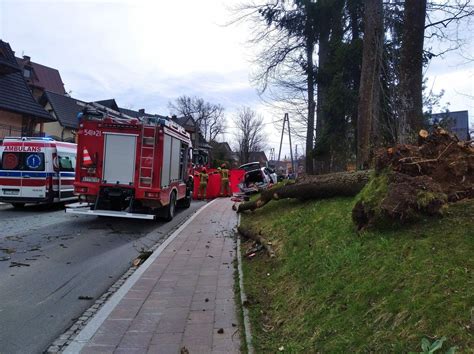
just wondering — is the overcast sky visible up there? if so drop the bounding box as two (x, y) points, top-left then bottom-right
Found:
(0, 0), (472, 159)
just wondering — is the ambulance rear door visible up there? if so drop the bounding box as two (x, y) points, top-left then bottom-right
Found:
(0, 143), (23, 199)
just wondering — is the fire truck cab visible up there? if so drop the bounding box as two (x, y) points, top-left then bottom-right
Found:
(66, 104), (193, 220)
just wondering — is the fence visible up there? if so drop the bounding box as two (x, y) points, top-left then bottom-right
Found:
(0, 124), (45, 141)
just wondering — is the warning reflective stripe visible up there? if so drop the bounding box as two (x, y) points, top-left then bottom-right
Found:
(0, 171), (22, 177)
(0, 178), (21, 186)
(60, 172), (76, 178)
(0, 171), (75, 178)
(0, 178), (45, 187)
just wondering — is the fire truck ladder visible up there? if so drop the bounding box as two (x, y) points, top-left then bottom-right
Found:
(138, 125), (156, 188)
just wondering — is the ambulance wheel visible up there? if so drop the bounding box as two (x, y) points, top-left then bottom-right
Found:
(11, 203), (25, 209)
(163, 191), (176, 221)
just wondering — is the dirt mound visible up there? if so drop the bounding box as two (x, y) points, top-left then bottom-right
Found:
(353, 128), (474, 229)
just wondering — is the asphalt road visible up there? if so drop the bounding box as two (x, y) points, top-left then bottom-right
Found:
(0, 201), (205, 354)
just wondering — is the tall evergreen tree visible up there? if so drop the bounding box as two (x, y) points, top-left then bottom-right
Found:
(357, 0), (384, 169)
(398, 0), (427, 142)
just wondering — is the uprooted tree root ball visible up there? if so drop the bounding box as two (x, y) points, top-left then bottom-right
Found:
(353, 128), (474, 229)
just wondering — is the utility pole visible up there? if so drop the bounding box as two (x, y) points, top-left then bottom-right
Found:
(295, 145), (298, 177)
(269, 148), (275, 162)
(277, 113), (294, 177)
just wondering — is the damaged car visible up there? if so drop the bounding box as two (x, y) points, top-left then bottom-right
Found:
(239, 162), (277, 193)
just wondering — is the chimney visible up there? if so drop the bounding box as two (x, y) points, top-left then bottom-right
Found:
(138, 109), (145, 114)
(23, 55), (31, 63)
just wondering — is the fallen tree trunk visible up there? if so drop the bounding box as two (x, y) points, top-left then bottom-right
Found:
(236, 170), (371, 213)
(238, 226), (276, 258)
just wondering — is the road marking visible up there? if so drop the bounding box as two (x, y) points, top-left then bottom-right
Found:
(63, 200), (217, 353)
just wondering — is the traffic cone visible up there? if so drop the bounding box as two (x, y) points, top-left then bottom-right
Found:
(83, 147), (93, 166)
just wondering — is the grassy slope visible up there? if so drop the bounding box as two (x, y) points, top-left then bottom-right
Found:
(241, 197), (474, 352)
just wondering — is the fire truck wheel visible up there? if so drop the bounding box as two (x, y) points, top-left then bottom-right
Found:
(178, 189), (192, 209)
(163, 191), (177, 221)
(11, 203), (25, 209)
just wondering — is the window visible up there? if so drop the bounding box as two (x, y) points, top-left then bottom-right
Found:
(1, 152), (45, 171)
(58, 153), (76, 172)
(1, 152), (20, 170)
(23, 68), (32, 79)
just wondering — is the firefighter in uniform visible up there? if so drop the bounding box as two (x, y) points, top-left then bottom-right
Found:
(197, 168), (209, 200)
(219, 163), (231, 197)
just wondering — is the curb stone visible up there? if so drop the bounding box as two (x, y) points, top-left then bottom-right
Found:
(237, 213), (255, 354)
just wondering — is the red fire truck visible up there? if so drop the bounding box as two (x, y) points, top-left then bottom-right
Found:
(66, 104), (193, 220)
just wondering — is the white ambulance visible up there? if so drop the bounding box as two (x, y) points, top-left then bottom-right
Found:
(0, 137), (77, 208)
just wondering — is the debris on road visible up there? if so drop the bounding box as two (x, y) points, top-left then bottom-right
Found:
(132, 250), (153, 267)
(238, 226), (276, 258)
(9, 261), (30, 267)
(78, 296), (93, 300)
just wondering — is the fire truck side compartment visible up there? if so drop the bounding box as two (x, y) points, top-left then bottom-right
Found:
(170, 137), (181, 182)
(160, 134), (182, 189)
(102, 133), (137, 185)
(161, 134), (172, 187)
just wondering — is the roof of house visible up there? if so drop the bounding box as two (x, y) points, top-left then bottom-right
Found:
(430, 110), (469, 140)
(0, 42), (20, 75)
(170, 116), (212, 150)
(249, 151), (268, 163)
(119, 107), (141, 118)
(171, 116), (196, 132)
(95, 99), (120, 112)
(213, 141), (233, 153)
(95, 99), (167, 120)
(41, 91), (85, 129)
(119, 107), (167, 120)
(0, 41), (53, 121)
(16, 56), (66, 95)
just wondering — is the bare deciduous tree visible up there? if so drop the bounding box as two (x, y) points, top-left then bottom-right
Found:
(168, 96), (225, 148)
(233, 107), (267, 164)
(231, 0), (317, 173)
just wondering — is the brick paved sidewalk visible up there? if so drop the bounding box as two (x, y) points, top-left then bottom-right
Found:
(74, 199), (240, 354)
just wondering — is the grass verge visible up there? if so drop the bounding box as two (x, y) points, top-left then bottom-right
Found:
(240, 197), (474, 352)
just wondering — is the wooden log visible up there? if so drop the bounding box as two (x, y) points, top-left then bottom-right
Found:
(237, 226), (276, 258)
(236, 170), (371, 213)
(418, 129), (429, 145)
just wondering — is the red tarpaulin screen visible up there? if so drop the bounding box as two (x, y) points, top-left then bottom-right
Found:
(193, 169), (246, 199)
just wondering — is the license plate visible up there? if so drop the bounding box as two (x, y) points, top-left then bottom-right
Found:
(2, 189), (20, 195)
